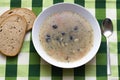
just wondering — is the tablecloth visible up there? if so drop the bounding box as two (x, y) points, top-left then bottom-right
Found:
(0, 0), (119, 80)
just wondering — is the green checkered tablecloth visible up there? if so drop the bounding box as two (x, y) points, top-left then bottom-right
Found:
(0, 0), (119, 80)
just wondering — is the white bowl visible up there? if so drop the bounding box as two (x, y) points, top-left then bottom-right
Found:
(32, 3), (101, 68)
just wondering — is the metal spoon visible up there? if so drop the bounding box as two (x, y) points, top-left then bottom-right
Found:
(102, 18), (113, 75)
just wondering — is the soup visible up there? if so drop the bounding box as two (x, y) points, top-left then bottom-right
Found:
(39, 11), (93, 62)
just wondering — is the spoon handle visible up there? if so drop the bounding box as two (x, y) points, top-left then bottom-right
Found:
(106, 37), (111, 75)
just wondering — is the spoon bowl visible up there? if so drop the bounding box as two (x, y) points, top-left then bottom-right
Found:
(102, 18), (113, 37)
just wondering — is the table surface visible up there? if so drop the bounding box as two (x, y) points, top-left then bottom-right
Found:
(0, 0), (119, 80)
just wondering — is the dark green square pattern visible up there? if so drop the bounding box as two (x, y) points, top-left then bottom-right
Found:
(96, 65), (107, 76)
(95, 0), (106, 8)
(53, 0), (64, 4)
(52, 66), (62, 80)
(5, 65), (17, 77)
(74, 65), (85, 76)
(118, 42), (120, 54)
(117, 0), (120, 9)
(32, 0), (42, 7)
(74, 0), (84, 7)
(10, 0), (21, 8)
(117, 20), (120, 31)
(74, 65), (85, 80)
(29, 64), (40, 76)
(98, 42), (107, 53)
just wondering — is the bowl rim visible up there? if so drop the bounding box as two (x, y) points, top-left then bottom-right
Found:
(32, 2), (101, 68)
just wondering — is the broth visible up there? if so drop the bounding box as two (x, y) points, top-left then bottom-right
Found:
(39, 11), (93, 62)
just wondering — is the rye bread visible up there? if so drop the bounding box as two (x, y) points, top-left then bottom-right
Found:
(0, 8), (36, 31)
(0, 14), (27, 56)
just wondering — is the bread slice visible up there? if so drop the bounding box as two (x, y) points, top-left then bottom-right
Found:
(0, 14), (27, 56)
(0, 8), (36, 31)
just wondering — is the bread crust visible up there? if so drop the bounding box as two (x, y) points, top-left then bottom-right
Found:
(0, 14), (27, 56)
(0, 8), (36, 31)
